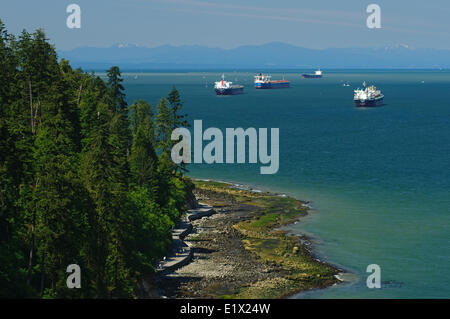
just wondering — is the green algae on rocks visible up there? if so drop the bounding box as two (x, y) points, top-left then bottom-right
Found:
(193, 180), (340, 299)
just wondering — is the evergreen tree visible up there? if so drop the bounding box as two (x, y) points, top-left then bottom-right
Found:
(154, 97), (177, 207)
(167, 86), (189, 129)
(129, 100), (158, 190)
(32, 85), (89, 297)
(155, 97), (172, 155)
(167, 86), (189, 174)
(80, 97), (134, 297)
(0, 20), (35, 298)
(79, 75), (109, 151)
(14, 29), (65, 288)
(106, 66), (127, 112)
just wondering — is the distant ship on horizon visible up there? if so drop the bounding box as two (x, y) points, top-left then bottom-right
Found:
(302, 69), (323, 78)
(254, 73), (290, 89)
(214, 74), (244, 95)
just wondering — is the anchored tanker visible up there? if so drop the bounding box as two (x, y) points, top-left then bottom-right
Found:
(214, 74), (244, 95)
(302, 69), (323, 78)
(353, 82), (384, 107)
(254, 73), (290, 89)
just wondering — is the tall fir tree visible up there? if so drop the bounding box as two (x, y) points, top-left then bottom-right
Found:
(167, 86), (189, 174)
(167, 86), (189, 129)
(155, 97), (172, 155)
(129, 100), (158, 190)
(106, 66), (127, 112)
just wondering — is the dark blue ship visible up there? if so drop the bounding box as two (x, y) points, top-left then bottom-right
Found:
(254, 73), (290, 89)
(302, 69), (323, 78)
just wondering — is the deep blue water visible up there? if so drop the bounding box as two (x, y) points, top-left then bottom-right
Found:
(122, 70), (450, 298)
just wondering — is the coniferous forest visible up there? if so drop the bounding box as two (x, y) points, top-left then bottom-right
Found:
(0, 21), (193, 298)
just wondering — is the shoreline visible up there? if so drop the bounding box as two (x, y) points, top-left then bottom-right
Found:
(191, 178), (331, 263)
(148, 178), (344, 299)
(196, 179), (347, 296)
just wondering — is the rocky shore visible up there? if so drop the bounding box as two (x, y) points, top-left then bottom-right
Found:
(147, 180), (341, 299)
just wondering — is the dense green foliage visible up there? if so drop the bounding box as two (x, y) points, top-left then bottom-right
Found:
(0, 21), (192, 298)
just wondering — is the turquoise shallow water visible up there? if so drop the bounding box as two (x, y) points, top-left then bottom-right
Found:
(123, 70), (450, 298)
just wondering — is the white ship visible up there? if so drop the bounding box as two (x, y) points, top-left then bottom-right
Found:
(353, 82), (384, 107)
(214, 74), (244, 95)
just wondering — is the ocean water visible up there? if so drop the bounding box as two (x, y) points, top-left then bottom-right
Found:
(123, 70), (450, 298)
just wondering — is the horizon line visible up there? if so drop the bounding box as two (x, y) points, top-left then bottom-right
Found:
(57, 41), (450, 52)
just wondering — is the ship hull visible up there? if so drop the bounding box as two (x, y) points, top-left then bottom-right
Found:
(254, 81), (290, 89)
(215, 87), (244, 95)
(302, 74), (322, 78)
(354, 97), (384, 107)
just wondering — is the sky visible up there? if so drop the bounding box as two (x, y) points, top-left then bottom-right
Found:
(1, 0), (449, 50)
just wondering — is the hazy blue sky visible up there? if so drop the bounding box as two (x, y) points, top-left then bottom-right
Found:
(1, 0), (449, 50)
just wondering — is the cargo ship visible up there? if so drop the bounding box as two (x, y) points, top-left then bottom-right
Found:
(214, 74), (244, 95)
(302, 69), (323, 78)
(353, 82), (384, 107)
(254, 73), (290, 89)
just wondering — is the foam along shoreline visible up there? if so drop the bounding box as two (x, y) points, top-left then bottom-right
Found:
(151, 179), (343, 299)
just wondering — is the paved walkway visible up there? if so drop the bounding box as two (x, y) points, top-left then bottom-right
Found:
(155, 203), (215, 275)
(187, 203), (216, 221)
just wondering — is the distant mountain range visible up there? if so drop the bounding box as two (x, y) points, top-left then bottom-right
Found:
(58, 42), (450, 70)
